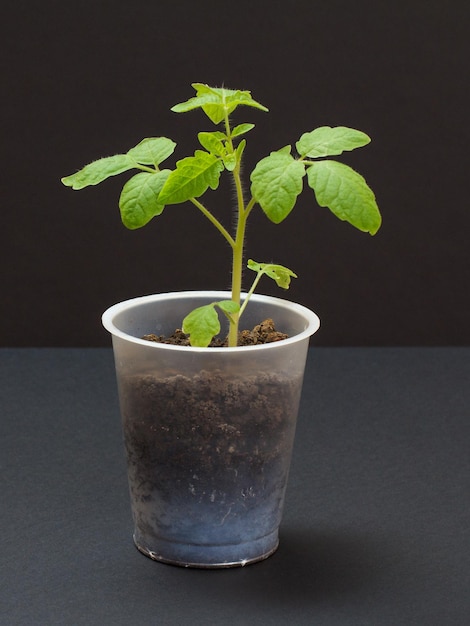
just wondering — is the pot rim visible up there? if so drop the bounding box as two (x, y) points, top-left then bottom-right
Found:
(102, 290), (320, 352)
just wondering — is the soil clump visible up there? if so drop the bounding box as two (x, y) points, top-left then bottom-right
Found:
(142, 318), (288, 347)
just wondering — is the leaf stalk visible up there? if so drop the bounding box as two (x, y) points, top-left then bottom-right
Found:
(190, 197), (235, 247)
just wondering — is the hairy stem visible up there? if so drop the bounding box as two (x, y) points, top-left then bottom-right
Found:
(228, 207), (247, 343)
(222, 103), (259, 346)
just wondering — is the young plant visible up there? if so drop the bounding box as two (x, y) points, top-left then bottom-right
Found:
(62, 83), (381, 347)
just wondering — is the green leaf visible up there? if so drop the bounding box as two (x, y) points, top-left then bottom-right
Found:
(250, 148), (306, 223)
(118, 170), (171, 229)
(172, 94), (224, 121)
(296, 126), (371, 158)
(191, 84), (268, 112)
(235, 138), (246, 161)
(182, 303), (221, 347)
(159, 151), (223, 204)
(191, 83), (219, 96)
(222, 152), (237, 171)
(231, 123), (255, 138)
(222, 89), (268, 113)
(182, 300), (240, 347)
(172, 85), (227, 123)
(197, 132), (226, 156)
(127, 137), (176, 167)
(61, 154), (134, 190)
(217, 300), (240, 319)
(223, 138), (246, 171)
(171, 84), (268, 124)
(307, 160), (381, 234)
(247, 260), (297, 289)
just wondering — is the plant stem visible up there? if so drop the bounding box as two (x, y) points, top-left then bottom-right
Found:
(135, 163), (159, 174)
(190, 198), (235, 247)
(231, 200), (247, 294)
(228, 157), (249, 346)
(238, 269), (265, 318)
(224, 104), (257, 347)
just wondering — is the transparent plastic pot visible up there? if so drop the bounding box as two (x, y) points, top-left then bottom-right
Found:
(102, 291), (320, 568)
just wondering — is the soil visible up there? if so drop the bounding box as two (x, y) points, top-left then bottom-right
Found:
(122, 368), (300, 477)
(141, 317), (288, 347)
(119, 363), (304, 554)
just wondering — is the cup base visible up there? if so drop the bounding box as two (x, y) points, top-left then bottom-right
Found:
(133, 530), (279, 569)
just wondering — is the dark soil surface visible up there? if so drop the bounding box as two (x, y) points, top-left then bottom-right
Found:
(142, 318), (288, 347)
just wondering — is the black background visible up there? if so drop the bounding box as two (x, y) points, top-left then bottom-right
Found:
(2, 0), (469, 346)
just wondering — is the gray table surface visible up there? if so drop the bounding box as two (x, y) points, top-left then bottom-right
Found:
(2, 347), (469, 625)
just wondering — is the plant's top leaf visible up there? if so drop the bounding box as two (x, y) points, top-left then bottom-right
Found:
(296, 126), (371, 158)
(127, 137), (176, 167)
(247, 260), (297, 289)
(192, 83), (268, 112)
(171, 83), (268, 124)
(171, 93), (222, 115)
(190, 83), (218, 95)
